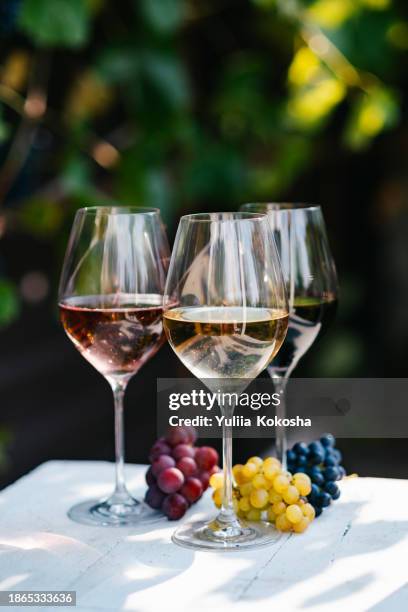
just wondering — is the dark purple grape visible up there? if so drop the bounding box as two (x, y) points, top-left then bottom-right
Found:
(145, 484), (165, 509)
(145, 466), (156, 486)
(308, 483), (320, 504)
(311, 472), (325, 487)
(309, 450), (325, 465)
(338, 466), (346, 479)
(162, 493), (188, 520)
(286, 450), (297, 463)
(297, 455), (308, 467)
(148, 440), (172, 462)
(314, 505), (323, 517)
(166, 426), (190, 447)
(324, 466), (339, 482)
(324, 455), (338, 467)
(293, 442), (309, 456)
(172, 444), (195, 460)
(320, 434), (335, 448)
(317, 491), (332, 507)
(324, 481), (340, 500)
(151, 454), (176, 477)
(309, 441), (324, 455)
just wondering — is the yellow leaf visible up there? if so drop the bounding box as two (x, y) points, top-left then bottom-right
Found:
(358, 103), (385, 136)
(288, 78), (346, 127)
(65, 71), (113, 121)
(1, 51), (30, 91)
(359, 0), (390, 10)
(307, 0), (356, 29)
(288, 47), (321, 87)
(387, 22), (408, 50)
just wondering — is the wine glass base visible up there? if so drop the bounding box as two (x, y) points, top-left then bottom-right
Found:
(67, 498), (163, 527)
(172, 517), (282, 551)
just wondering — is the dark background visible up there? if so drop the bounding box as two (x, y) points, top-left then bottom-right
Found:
(0, 0), (408, 487)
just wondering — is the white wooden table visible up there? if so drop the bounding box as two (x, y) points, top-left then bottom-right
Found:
(0, 461), (407, 612)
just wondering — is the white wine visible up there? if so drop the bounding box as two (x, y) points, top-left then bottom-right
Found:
(271, 296), (337, 377)
(164, 306), (288, 380)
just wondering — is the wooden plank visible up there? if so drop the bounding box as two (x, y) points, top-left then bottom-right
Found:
(0, 462), (407, 611)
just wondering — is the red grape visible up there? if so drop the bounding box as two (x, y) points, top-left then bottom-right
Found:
(209, 465), (220, 476)
(162, 493), (188, 520)
(181, 477), (203, 503)
(145, 484), (165, 510)
(198, 470), (210, 491)
(145, 466), (156, 486)
(157, 467), (185, 494)
(166, 426), (190, 447)
(148, 440), (172, 462)
(172, 444), (195, 460)
(195, 446), (219, 471)
(151, 454), (176, 477)
(176, 457), (197, 477)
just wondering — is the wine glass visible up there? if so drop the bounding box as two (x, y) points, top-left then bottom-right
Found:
(163, 212), (289, 550)
(58, 206), (170, 526)
(241, 203), (338, 468)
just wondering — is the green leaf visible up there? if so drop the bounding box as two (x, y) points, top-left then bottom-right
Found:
(0, 280), (19, 327)
(143, 51), (189, 109)
(60, 155), (92, 194)
(0, 107), (10, 143)
(19, 199), (64, 237)
(183, 140), (247, 203)
(18, 0), (90, 48)
(97, 46), (140, 84)
(139, 0), (184, 34)
(344, 87), (399, 149)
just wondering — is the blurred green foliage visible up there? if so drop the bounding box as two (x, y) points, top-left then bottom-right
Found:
(0, 0), (406, 334)
(0, 279), (19, 326)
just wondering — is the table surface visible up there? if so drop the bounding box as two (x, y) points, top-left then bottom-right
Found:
(0, 461), (407, 612)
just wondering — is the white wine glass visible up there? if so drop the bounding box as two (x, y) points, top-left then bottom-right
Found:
(241, 203), (338, 468)
(163, 212), (289, 550)
(59, 206), (170, 526)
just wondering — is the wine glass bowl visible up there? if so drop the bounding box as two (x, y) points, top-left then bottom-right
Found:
(163, 212), (289, 550)
(241, 203), (338, 466)
(59, 206), (170, 526)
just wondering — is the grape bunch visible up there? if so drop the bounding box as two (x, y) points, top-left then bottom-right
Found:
(210, 456), (315, 533)
(145, 426), (220, 520)
(286, 434), (346, 518)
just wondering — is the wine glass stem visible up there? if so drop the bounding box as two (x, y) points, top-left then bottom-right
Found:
(111, 380), (128, 497)
(219, 418), (235, 524)
(269, 369), (289, 470)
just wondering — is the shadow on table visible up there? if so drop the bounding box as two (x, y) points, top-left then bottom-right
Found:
(208, 501), (408, 607)
(0, 524), (194, 609)
(302, 572), (375, 608)
(367, 583), (408, 612)
(0, 463), (196, 608)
